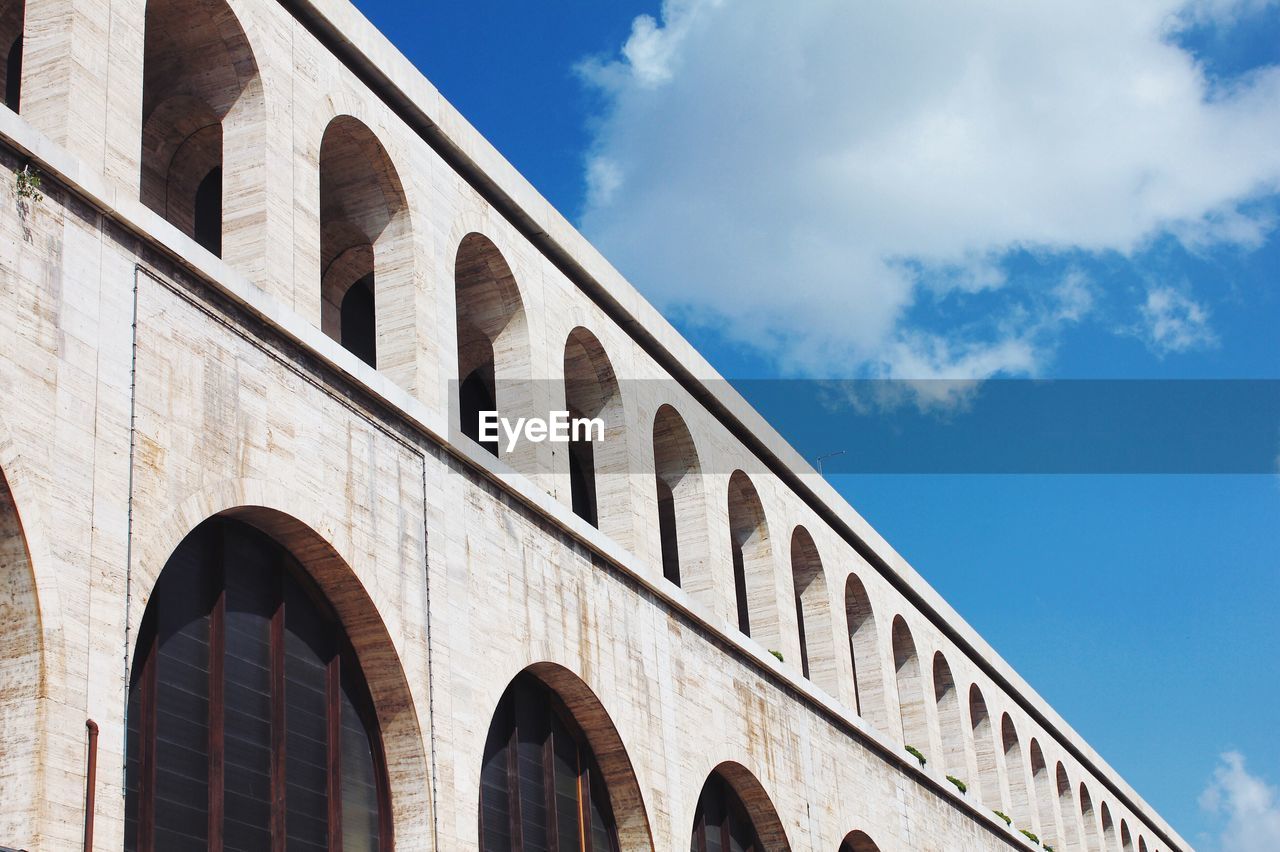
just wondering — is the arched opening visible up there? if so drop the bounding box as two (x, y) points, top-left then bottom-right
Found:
(1080, 784), (1101, 852)
(1, 0), (23, 112)
(840, 830), (882, 852)
(790, 527), (836, 692)
(479, 672), (629, 852)
(0, 467), (41, 844)
(969, 685), (1002, 808)
(844, 573), (886, 729)
(1056, 764), (1082, 852)
(1101, 802), (1118, 851)
(652, 405), (704, 590)
(319, 115), (410, 372)
(125, 517), (390, 851)
(932, 652), (964, 779)
(1002, 714), (1031, 827)
(1138, 836), (1148, 852)
(455, 233), (528, 459)
(562, 328), (626, 534)
(1121, 819), (1134, 852)
(1030, 740), (1058, 847)
(689, 764), (788, 852)
(726, 471), (777, 650)
(891, 616), (929, 755)
(140, 0), (262, 259)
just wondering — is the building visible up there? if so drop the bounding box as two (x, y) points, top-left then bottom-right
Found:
(0, 0), (1188, 848)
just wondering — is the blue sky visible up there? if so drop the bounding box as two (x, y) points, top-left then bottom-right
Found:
(352, 1), (1279, 846)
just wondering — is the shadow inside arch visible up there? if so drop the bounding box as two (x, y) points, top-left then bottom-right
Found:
(503, 661), (655, 851)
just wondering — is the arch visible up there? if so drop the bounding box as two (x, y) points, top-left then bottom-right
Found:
(1121, 819), (1134, 852)
(479, 662), (652, 852)
(562, 327), (627, 540)
(840, 830), (881, 852)
(1138, 836), (1148, 852)
(790, 526), (836, 692)
(140, 0), (264, 262)
(891, 616), (929, 755)
(1080, 784), (1102, 852)
(844, 573), (886, 730)
(0, 466), (41, 843)
(651, 404), (706, 591)
(1056, 763), (1083, 852)
(455, 232), (529, 460)
(726, 471), (778, 651)
(932, 652), (965, 779)
(318, 115), (411, 375)
(130, 494), (431, 848)
(969, 685), (1002, 808)
(1029, 739), (1058, 846)
(0, 0), (22, 111)
(689, 763), (789, 852)
(124, 517), (392, 850)
(1101, 802), (1118, 851)
(1002, 714), (1032, 827)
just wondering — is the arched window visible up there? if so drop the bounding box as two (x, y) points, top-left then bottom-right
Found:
(1121, 819), (1134, 852)
(1101, 802), (1118, 851)
(125, 518), (389, 851)
(562, 328), (624, 531)
(840, 830), (882, 852)
(1080, 784), (1102, 852)
(1, 0), (21, 113)
(0, 467), (40, 835)
(140, 0), (262, 259)
(455, 233), (527, 459)
(1056, 764), (1083, 852)
(689, 772), (765, 852)
(1138, 835), (1149, 852)
(891, 616), (929, 755)
(652, 404), (703, 589)
(1030, 740), (1058, 847)
(726, 471), (777, 649)
(969, 686), (1002, 808)
(844, 574), (885, 729)
(479, 672), (619, 852)
(1002, 714), (1032, 827)
(319, 116), (410, 372)
(790, 527), (835, 692)
(932, 652), (964, 779)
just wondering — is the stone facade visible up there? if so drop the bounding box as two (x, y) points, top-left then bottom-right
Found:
(0, 0), (1188, 849)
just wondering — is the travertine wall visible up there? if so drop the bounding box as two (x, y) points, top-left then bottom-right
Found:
(0, 0), (1187, 848)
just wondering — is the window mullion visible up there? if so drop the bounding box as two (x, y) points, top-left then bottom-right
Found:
(208, 577), (226, 852)
(327, 654), (343, 852)
(270, 576), (286, 852)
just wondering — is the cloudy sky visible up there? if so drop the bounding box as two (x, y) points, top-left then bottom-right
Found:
(356, 0), (1279, 846)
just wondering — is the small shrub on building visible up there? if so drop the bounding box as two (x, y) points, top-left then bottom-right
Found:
(768, 649), (783, 662)
(1019, 828), (1040, 845)
(905, 745), (926, 767)
(15, 165), (43, 203)
(946, 775), (967, 794)
(994, 809), (1012, 826)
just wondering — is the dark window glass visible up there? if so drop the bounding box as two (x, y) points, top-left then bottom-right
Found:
(5, 35), (21, 112)
(478, 673), (620, 852)
(689, 773), (763, 852)
(460, 367), (499, 456)
(656, 480), (680, 585)
(193, 166), (222, 257)
(732, 544), (750, 636)
(794, 590), (810, 679)
(568, 437), (597, 527)
(125, 518), (389, 852)
(340, 274), (377, 368)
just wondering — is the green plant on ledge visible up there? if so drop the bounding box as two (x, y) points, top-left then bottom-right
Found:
(993, 810), (1012, 826)
(15, 165), (43, 203)
(945, 775), (967, 794)
(1019, 828), (1040, 845)
(1044, 845), (1055, 852)
(768, 649), (784, 663)
(904, 745), (926, 767)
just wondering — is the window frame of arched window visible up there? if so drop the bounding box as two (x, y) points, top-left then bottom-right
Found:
(689, 771), (767, 852)
(124, 517), (392, 852)
(478, 671), (621, 852)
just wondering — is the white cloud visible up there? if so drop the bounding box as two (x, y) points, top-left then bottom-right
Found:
(577, 0), (1280, 381)
(1139, 285), (1219, 354)
(1200, 752), (1280, 852)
